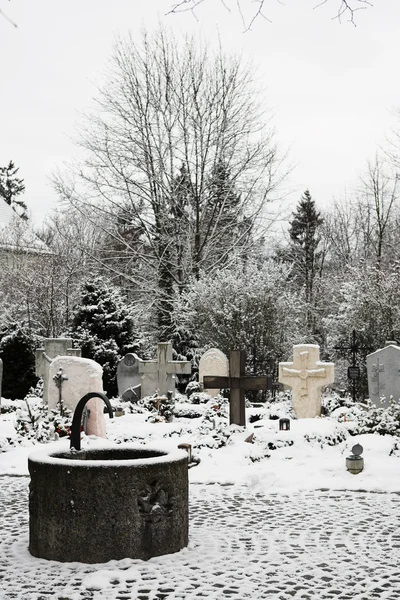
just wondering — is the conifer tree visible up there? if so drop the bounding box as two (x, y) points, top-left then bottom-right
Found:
(70, 277), (139, 396)
(289, 190), (324, 333)
(0, 161), (28, 220)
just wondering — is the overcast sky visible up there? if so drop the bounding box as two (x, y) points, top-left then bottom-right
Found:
(1, 0), (399, 225)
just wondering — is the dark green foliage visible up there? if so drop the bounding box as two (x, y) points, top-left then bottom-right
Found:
(0, 322), (39, 399)
(289, 190), (324, 332)
(70, 277), (139, 396)
(0, 161), (28, 220)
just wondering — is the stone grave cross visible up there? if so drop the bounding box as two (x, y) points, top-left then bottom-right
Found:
(371, 358), (385, 397)
(279, 344), (334, 419)
(139, 342), (191, 397)
(35, 338), (81, 404)
(203, 349), (272, 426)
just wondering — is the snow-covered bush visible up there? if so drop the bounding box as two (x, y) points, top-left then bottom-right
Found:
(185, 381), (201, 398)
(70, 277), (139, 396)
(353, 401), (400, 436)
(324, 392), (354, 416)
(175, 257), (306, 380)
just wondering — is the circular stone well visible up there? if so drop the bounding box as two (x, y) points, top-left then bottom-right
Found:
(28, 445), (188, 563)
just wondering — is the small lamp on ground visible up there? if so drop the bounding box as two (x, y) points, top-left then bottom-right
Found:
(346, 443), (364, 474)
(279, 418), (290, 431)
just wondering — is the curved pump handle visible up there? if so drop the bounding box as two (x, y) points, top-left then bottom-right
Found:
(70, 392), (113, 451)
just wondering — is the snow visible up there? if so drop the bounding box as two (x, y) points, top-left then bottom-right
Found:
(3, 396), (400, 598)
(1, 405), (400, 493)
(30, 443), (187, 468)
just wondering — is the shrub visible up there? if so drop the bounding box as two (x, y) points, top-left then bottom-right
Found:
(0, 322), (39, 399)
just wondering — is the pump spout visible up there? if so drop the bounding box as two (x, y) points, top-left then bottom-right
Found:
(70, 392), (113, 451)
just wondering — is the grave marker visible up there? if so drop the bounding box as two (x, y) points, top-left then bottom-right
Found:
(139, 342), (191, 397)
(35, 338), (81, 404)
(279, 344), (334, 419)
(48, 356), (106, 437)
(367, 343), (400, 408)
(199, 348), (229, 397)
(334, 330), (373, 401)
(203, 349), (271, 426)
(117, 353), (142, 399)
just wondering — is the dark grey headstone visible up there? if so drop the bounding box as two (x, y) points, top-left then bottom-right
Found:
(367, 345), (400, 407)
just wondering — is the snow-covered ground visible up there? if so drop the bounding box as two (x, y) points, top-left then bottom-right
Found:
(1, 395), (400, 599)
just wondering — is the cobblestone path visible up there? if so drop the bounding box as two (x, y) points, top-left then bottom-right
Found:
(1, 476), (400, 599)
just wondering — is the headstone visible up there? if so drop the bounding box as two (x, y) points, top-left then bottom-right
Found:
(35, 338), (81, 404)
(117, 353), (142, 398)
(367, 343), (400, 408)
(278, 344), (334, 419)
(48, 356), (106, 438)
(199, 348), (229, 397)
(203, 349), (271, 426)
(139, 342), (192, 397)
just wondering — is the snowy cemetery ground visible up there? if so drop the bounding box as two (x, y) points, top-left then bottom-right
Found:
(2, 392), (400, 598)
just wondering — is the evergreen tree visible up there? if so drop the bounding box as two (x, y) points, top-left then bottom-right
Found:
(70, 277), (139, 396)
(0, 161), (28, 220)
(0, 322), (39, 399)
(289, 190), (324, 333)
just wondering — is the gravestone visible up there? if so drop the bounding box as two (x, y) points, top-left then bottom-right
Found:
(117, 353), (142, 399)
(0, 357), (3, 406)
(367, 343), (400, 408)
(203, 349), (271, 426)
(139, 342), (191, 397)
(48, 356), (106, 437)
(35, 338), (81, 404)
(199, 348), (229, 397)
(279, 344), (334, 419)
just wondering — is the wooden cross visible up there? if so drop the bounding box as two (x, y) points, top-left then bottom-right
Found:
(371, 358), (385, 396)
(203, 350), (271, 426)
(139, 342), (191, 396)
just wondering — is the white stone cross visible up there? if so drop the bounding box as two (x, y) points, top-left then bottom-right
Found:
(279, 344), (334, 418)
(371, 358), (385, 396)
(139, 342), (191, 397)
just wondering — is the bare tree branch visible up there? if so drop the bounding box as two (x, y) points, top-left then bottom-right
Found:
(314, 0), (373, 26)
(167, 0), (373, 28)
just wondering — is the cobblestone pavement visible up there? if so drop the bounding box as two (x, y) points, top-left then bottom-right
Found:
(1, 476), (400, 599)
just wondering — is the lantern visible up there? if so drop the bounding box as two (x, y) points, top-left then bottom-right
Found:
(279, 417), (290, 431)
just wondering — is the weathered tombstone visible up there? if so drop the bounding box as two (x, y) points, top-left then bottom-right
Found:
(117, 353), (142, 398)
(48, 356), (107, 437)
(35, 338), (81, 404)
(279, 344), (334, 419)
(199, 348), (229, 397)
(367, 343), (400, 408)
(203, 349), (271, 426)
(139, 342), (192, 397)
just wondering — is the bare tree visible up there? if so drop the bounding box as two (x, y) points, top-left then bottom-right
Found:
(356, 155), (399, 265)
(167, 0), (373, 29)
(55, 28), (284, 338)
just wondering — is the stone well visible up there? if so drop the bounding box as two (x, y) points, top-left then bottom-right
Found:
(28, 445), (188, 563)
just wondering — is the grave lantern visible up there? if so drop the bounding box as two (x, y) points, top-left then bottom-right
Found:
(346, 443), (364, 474)
(279, 417), (290, 431)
